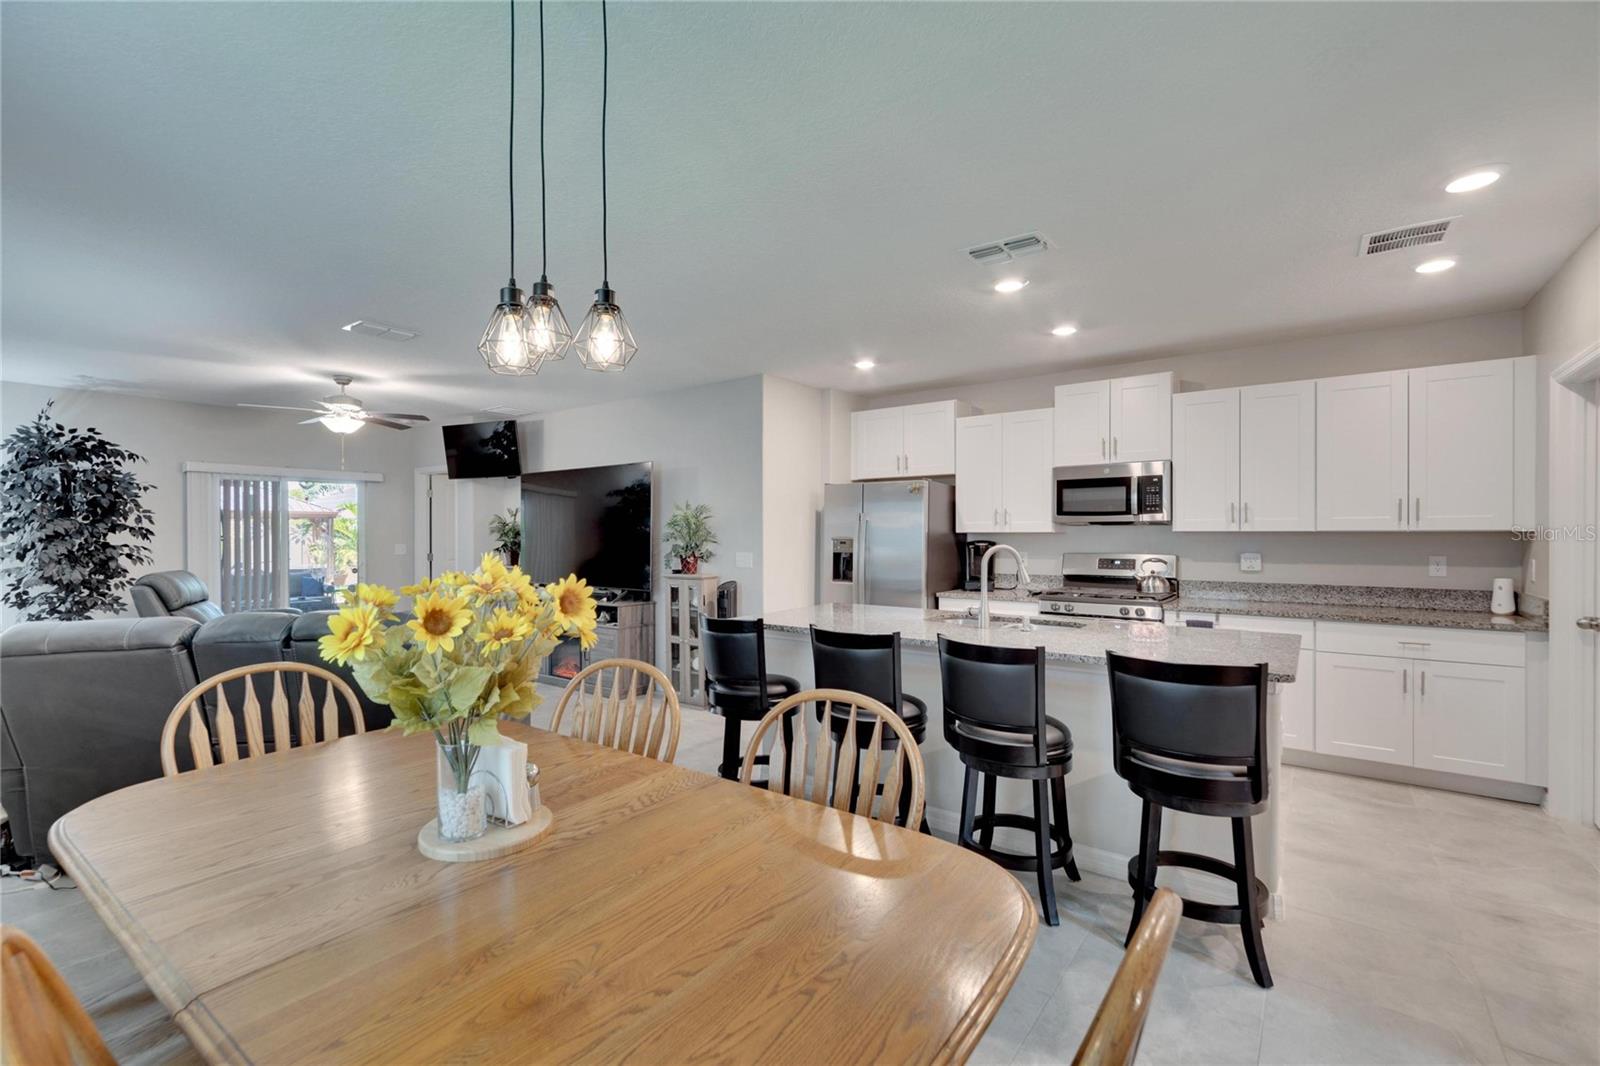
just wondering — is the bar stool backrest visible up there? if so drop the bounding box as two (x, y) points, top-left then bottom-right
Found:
(937, 636), (1049, 764)
(701, 617), (767, 694)
(1105, 652), (1269, 806)
(810, 627), (902, 711)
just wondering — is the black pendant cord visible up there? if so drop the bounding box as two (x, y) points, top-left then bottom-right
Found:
(600, 0), (609, 289)
(508, 0), (516, 285)
(539, 0), (549, 281)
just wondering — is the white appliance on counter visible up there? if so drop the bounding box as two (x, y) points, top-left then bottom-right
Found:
(821, 481), (956, 609)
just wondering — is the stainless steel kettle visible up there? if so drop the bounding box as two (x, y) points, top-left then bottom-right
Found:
(1137, 558), (1173, 597)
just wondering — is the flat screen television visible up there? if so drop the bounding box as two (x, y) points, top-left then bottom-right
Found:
(519, 462), (653, 595)
(443, 420), (521, 479)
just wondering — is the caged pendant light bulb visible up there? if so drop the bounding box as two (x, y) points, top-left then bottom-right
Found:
(575, 0), (638, 372)
(479, 0), (541, 376)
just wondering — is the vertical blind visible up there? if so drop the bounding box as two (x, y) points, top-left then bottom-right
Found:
(218, 477), (280, 613)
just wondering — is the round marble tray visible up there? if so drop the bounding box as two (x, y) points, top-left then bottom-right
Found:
(417, 806), (554, 863)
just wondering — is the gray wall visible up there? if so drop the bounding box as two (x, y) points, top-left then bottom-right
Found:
(858, 310), (1529, 590)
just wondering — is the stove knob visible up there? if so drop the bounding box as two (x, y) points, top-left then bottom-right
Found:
(1119, 607), (1130, 617)
(1063, 603), (1074, 613)
(1134, 607), (1146, 617)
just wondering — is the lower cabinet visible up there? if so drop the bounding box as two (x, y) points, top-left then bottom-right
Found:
(1314, 652), (1414, 766)
(1413, 660), (1527, 783)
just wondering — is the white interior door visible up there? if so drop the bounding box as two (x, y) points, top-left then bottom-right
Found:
(1108, 373), (1174, 461)
(1408, 360), (1515, 530)
(1316, 370), (1409, 530)
(1240, 379), (1316, 531)
(954, 415), (1003, 532)
(1053, 380), (1111, 466)
(1171, 389), (1239, 531)
(427, 473), (457, 579)
(1000, 408), (1056, 532)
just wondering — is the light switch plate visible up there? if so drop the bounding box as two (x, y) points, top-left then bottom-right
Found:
(395, 543), (408, 556)
(735, 551), (754, 569)
(1239, 553), (1262, 573)
(1429, 555), (1447, 577)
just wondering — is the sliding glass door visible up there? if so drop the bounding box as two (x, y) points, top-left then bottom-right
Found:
(287, 481), (360, 611)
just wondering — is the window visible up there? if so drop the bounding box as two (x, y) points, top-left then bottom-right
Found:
(183, 464), (380, 612)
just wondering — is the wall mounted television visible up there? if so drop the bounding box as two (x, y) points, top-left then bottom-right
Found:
(443, 420), (521, 479)
(520, 462), (654, 596)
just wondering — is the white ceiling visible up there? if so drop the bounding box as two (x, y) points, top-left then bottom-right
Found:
(3, 2), (1596, 417)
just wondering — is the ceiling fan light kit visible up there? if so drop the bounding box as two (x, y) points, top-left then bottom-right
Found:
(242, 375), (431, 435)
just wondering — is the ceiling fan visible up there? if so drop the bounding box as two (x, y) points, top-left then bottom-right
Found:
(238, 376), (430, 434)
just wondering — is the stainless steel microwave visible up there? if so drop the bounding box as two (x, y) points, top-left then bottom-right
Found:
(1052, 460), (1171, 525)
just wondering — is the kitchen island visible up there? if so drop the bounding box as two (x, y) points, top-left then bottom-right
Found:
(761, 603), (1302, 906)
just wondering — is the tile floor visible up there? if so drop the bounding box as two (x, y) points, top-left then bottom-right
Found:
(5, 703), (1597, 1065)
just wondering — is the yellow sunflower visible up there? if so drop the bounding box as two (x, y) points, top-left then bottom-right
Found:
(437, 570), (471, 589)
(318, 604), (382, 666)
(476, 607), (533, 651)
(401, 576), (439, 598)
(545, 574), (599, 649)
(465, 553), (515, 601)
(406, 591), (474, 654)
(341, 582), (400, 619)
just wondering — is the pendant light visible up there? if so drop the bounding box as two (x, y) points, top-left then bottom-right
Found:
(479, 0), (540, 375)
(574, 0), (638, 372)
(524, 0), (572, 361)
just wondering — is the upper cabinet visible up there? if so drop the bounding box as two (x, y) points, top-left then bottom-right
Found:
(1316, 357), (1533, 531)
(851, 400), (972, 481)
(1053, 372), (1173, 466)
(1172, 380), (1315, 531)
(955, 408), (1054, 533)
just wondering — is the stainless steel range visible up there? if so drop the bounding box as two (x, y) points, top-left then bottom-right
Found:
(1033, 553), (1178, 621)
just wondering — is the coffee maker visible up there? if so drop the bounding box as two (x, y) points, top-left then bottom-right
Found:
(957, 536), (996, 591)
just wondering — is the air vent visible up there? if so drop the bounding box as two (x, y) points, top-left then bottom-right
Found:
(342, 319), (420, 341)
(965, 231), (1050, 264)
(1358, 217), (1458, 257)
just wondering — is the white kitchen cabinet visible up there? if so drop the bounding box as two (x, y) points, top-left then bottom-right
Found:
(1316, 370), (1409, 531)
(1413, 660), (1527, 782)
(1053, 373), (1173, 466)
(1408, 360), (1514, 530)
(1315, 650), (1414, 766)
(1051, 380), (1111, 466)
(954, 415), (1003, 532)
(955, 408), (1054, 533)
(1109, 373), (1174, 462)
(1239, 380), (1316, 531)
(851, 400), (970, 481)
(1171, 389), (1240, 531)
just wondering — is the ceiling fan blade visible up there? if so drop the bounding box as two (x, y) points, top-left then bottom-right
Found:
(365, 417), (414, 431)
(298, 417), (328, 425)
(239, 403), (323, 413)
(367, 412), (430, 422)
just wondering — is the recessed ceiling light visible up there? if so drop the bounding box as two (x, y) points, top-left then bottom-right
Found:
(1415, 257), (1457, 274)
(1445, 168), (1504, 194)
(1051, 324), (1079, 337)
(853, 358), (876, 370)
(993, 278), (1029, 294)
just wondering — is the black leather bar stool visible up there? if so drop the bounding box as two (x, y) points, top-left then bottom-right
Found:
(938, 635), (1080, 925)
(809, 626), (928, 830)
(701, 618), (800, 782)
(1106, 651), (1273, 988)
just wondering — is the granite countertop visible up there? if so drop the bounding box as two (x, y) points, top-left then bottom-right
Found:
(763, 604), (1302, 682)
(935, 582), (1549, 634)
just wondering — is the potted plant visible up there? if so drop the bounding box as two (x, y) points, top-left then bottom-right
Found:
(319, 553), (597, 845)
(489, 507), (521, 566)
(0, 402), (155, 620)
(664, 502), (717, 575)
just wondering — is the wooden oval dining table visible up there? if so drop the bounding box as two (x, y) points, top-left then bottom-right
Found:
(49, 723), (1038, 1065)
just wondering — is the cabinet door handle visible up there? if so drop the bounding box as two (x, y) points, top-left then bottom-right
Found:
(1004, 508), (1010, 527)
(1243, 501), (1250, 525)
(1397, 497), (1403, 524)
(1101, 437), (1107, 459)
(993, 507), (999, 526)
(1420, 670), (1426, 697)
(1415, 497), (1421, 522)
(1112, 436), (1119, 458)
(1402, 669), (1407, 695)
(1229, 502), (1236, 525)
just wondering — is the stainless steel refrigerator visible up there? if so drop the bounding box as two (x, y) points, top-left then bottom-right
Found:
(820, 481), (957, 609)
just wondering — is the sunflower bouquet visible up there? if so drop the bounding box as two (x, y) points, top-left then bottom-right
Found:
(317, 554), (598, 836)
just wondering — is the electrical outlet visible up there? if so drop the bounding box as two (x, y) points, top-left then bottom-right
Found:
(1429, 555), (1448, 577)
(735, 551), (754, 569)
(394, 543), (408, 556)
(1239, 553), (1262, 573)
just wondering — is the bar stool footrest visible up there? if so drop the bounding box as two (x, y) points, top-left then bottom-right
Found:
(965, 812), (1073, 874)
(1126, 850), (1267, 927)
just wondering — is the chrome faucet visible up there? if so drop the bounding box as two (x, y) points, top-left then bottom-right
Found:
(979, 543), (1032, 630)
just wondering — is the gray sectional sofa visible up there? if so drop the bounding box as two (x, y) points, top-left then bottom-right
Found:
(0, 610), (393, 865)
